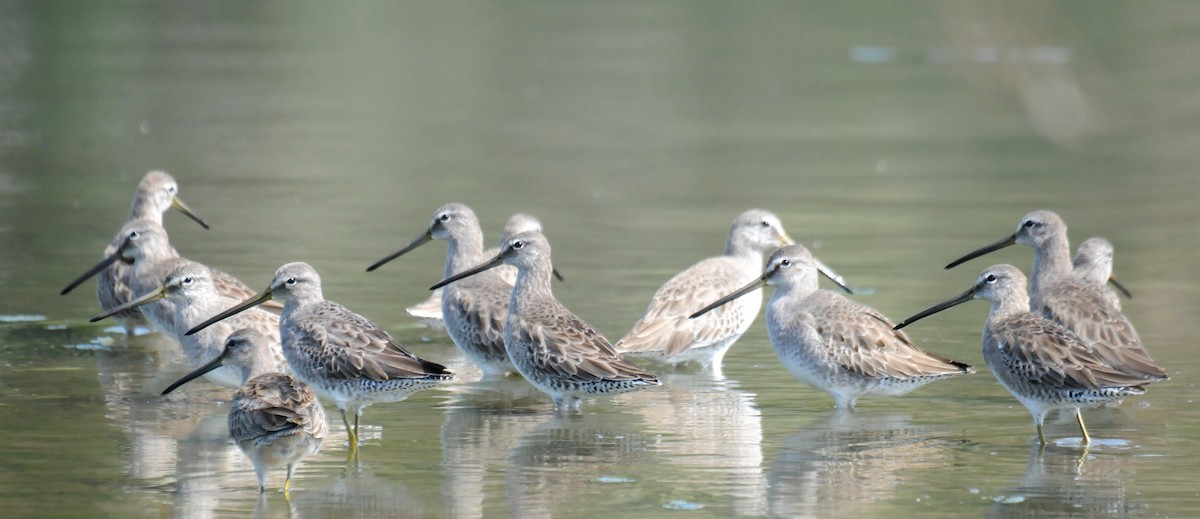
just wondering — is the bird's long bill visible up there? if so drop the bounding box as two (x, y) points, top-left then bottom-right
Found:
(814, 257), (854, 294)
(366, 232), (432, 272)
(185, 289), (272, 336)
(1108, 276), (1133, 300)
(689, 277), (767, 319)
(161, 354), (224, 395)
(61, 248), (125, 295)
(430, 254), (504, 290)
(551, 266), (564, 282)
(779, 230), (796, 247)
(90, 286), (166, 322)
(171, 197), (210, 230)
(944, 233), (1017, 270)
(893, 288), (975, 330)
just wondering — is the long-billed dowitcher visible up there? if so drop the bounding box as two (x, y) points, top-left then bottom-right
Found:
(943, 210), (1166, 380)
(617, 209), (853, 371)
(690, 244), (972, 408)
(368, 204), (560, 377)
(90, 261), (285, 388)
(186, 262), (453, 449)
(894, 264), (1158, 445)
(62, 219), (277, 339)
(432, 231), (660, 411)
(402, 212), (554, 331)
(68, 171), (210, 335)
(162, 328), (326, 496)
(1072, 237), (1132, 310)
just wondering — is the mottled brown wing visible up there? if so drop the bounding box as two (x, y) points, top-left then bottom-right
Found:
(446, 279), (510, 358)
(518, 303), (658, 383)
(618, 257), (751, 356)
(295, 302), (450, 382)
(803, 292), (973, 380)
(1036, 278), (1165, 379)
(98, 252), (136, 313)
(229, 373), (326, 443)
(989, 313), (1153, 391)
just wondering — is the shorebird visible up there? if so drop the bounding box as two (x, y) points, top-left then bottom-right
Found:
(943, 210), (1166, 381)
(895, 264), (1161, 445)
(62, 219), (277, 340)
(367, 203), (516, 376)
(162, 328), (326, 496)
(402, 212), (554, 331)
(1072, 237), (1132, 310)
(690, 244), (972, 408)
(68, 170), (209, 335)
(91, 260), (285, 388)
(617, 209), (853, 371)
(186, 262), (453, 449)
(432, 231), (660, 411)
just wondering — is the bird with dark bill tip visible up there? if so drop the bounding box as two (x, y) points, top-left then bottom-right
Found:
(690, 244), (972, 408)
(367, 203), (525, 377)
(186, 261), (453, 451)
(402, 212), (555, 332)
(62, 219), (278, 340)
(64, 170), (209, 335)
(617, 209), (856, 373)
(162, 328), (326, 497)
(90, 260), (285, 388)
(943, 209), (1166, 381)
(894, 264), (1161, 446)
(1072, 237), (1132, 310)
(431, 231), (660, 412)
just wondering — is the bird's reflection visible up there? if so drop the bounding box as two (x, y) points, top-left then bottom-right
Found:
(984, 444), (1143, 518)
(505, 410), (653, 519)
(629, 371), (767, 516)
(767, 410), (960, 518)
(439, 378), (547, 519)
(284, 461), (430, 519)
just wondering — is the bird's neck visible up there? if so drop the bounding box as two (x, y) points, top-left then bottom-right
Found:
(986, 291), (1030, 325)
(445, 233), (486, 278)
(1030, 236), (1071, 296)
(510, 265), (553, 312)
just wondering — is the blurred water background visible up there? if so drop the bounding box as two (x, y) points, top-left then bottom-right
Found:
(0, 2), (1197, 518)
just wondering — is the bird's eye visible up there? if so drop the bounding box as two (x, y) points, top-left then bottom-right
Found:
(439, 213), (451, 222)
(128, 230), (140, 239)
(760, 220), (771, 227)
(285, 278), (297, 285)
(182, 277), (193, 285)
(1023, 220), (1037, 229)
(167, 186), (177, 195)
(780, 259), (792, 268)
(985, 274), (998, 283)
(511, 240), (524, 250)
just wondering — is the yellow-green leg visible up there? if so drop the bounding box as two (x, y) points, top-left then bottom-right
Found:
(1036, 423), (1046, 446)
(1075, 408), (1092, 445)
(340, 408), (358, 449)
(283, 474), (293, 498)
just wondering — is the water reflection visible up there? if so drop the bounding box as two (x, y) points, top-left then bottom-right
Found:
(985, 445), (1143, 518)
(439, 379), (548, 519)
(505, 411), (653, 519)
(286, 462), (432, 519)
(767, 411), (959, 518)
(633, 371), (767, 516)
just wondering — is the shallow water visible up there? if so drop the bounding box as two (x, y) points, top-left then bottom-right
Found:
(2, 1), (1199, 518)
